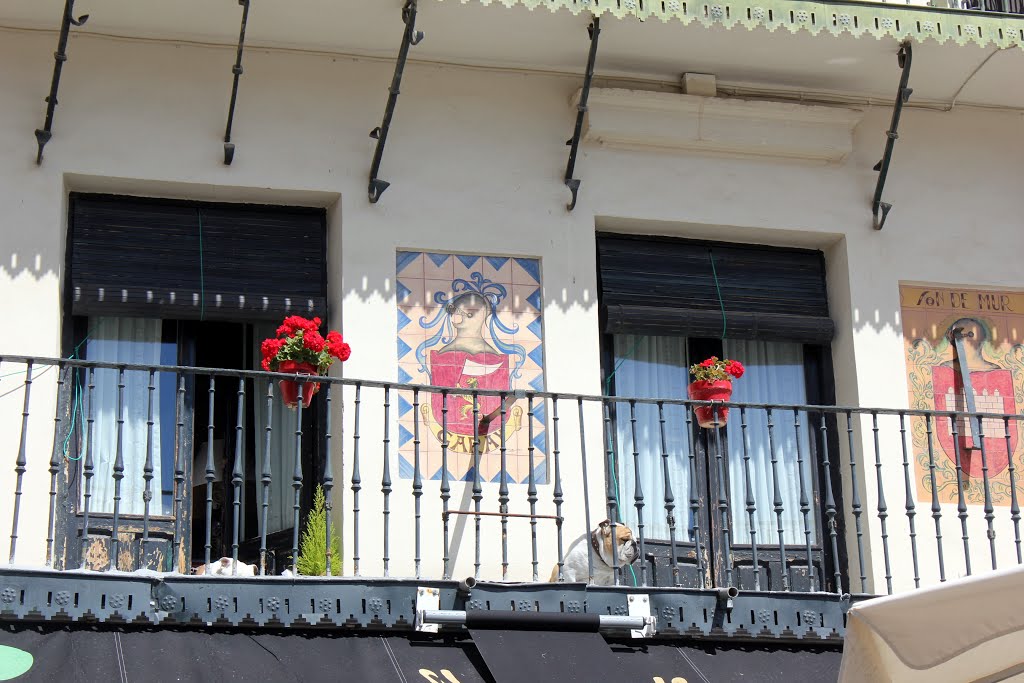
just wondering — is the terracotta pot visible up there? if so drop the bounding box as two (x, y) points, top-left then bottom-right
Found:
(688, 380), (733, 428)
(278, 360), (321, 409)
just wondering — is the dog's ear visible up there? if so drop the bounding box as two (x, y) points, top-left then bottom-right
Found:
(598, 519), (611, 535)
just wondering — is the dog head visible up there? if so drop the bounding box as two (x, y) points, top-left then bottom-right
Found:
(593, 520), (639, 567)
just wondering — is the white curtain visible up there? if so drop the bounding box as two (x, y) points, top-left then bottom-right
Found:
(611, 335), (693, 542)
(253, 324), (299, 535)
(85, 317), (166, 515)
(724, 339), (816, 546)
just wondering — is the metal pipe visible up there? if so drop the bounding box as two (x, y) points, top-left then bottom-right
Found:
(420, 609), (648, 632)
(872, 41), (913, 230)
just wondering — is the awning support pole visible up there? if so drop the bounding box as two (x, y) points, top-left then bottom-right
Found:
(563, 17), (601, 211)
(872, 41), (913, 231)
(34, 0), (89, 165)
(222, 0), (251, 165)
(368, 0), (424, 204)
(419, 609), (655, 636)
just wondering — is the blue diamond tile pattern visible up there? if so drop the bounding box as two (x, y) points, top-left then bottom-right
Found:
(514, 258), (541, 284)
(396, 251), (420, 273)
(456, 254), (480, 269)
(427, 253), (450, 268)
(526, 288), (542, 311)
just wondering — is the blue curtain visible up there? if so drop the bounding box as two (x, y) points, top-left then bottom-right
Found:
(84, 317), (176, 515)
(611, 335), (693, 542)
(724, 339), (816, 546)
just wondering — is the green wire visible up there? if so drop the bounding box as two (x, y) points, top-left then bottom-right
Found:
(709, 249), (727, 339)
(605, 336), (643, 587)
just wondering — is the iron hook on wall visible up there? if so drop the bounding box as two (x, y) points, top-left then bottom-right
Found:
(34, 0), (89, 165)
(368, 0), (424, 204)
(222, 0), (251, 165)
(563, 17), (601, 212)
(871, 41), (913, 231)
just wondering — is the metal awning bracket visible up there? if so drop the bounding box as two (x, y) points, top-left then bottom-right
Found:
(627, 593), (656, 638)
(34, 0), (89, 165)
(222, 0), (251, 165)
(563, 17), (601, 211)
(872, 40), (913, 230)
(415, 586), (441, 633)
(368, 0), (424, 204)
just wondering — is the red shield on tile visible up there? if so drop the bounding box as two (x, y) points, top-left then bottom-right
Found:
(932, 365), (1016, 477)
(429, 350), (510, 437)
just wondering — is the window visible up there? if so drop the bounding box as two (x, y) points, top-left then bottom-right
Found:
(598, 233), (838, 590)
(57, 194), (329, 572)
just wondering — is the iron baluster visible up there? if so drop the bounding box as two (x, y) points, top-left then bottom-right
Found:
(563, 18), (601, 210)
(528, 396), (540, 581)
(440, 391), (450, 579)
(658, 401), (679, 587)
(291, 383), (305, 574)
(712, 408), (733, 588)
(845, 411), (867, 591)
(925, 413), (947, 582)
(222, 0), (250, 164)
(367, 0), (424, 203)
(34, 0), (89, 164)
(767, 408), (789, 591)
(413, 387), (423, 579)
(949, 412), (972, 576)
(382, 385), (392, 577)
(975, 414), (997, 571)
(628, 400), (646, 585)
(351, 383), (362, 577)
(686, 404), (705, 589)
(259, 380), (274, 575)
(172, 373), (186, 572)
(871, 41), (913, 230)
(9, 362), (33, 563)
(899, 412), (921, 588)
(794, 409), (814, 591)
(205, 377), (217, 568)
(323, 384), (335, 577)
(142, 370), (157, 568)
(1004, 417), (1022, 564)
(819, 412), (842, 593)
(46, 364), (65, 567)
(472, 393), (482, 580)
(871, 412), (892, 594)
(498, 393), (510, 581)
(553, 397), (565, 582)
(230, 378), (245, 573)
(602, 399), (620, 585)
(80, 368), (96, 569)
(110, 367), (126, 571)
(740, 407), (760, 591)
(579, 397), (595, 585)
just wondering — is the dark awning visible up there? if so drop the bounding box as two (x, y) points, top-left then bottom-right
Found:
(0, 624), (842, 683)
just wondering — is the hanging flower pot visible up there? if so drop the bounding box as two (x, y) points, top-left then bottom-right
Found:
(688, 356), (745, 429)
(261, 316), (351, 410)
(278, 360), (320, 409)
(688, 379), (734, 428)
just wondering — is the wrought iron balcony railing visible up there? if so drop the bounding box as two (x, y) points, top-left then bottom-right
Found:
(0, 355), (1020, 598)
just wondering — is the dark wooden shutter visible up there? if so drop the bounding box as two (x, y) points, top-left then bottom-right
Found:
(597, 233), (833, 343)
(68, 194), (328, 322)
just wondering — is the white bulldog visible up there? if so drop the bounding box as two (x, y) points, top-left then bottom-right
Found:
(193, 557), (257, 576)
(550, 520), (639, 585)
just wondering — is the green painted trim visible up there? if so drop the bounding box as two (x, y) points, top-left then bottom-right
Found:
(444, 0), (1024, 50)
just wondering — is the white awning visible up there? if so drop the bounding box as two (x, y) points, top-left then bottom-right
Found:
(839, 564), (1024, 682)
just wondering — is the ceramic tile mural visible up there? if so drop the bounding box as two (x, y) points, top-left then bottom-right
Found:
(901, 284), (1024, 506)
(396, 251), (547, 484)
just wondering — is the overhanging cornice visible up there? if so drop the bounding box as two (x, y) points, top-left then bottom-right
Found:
(443, 0), (1024, 50)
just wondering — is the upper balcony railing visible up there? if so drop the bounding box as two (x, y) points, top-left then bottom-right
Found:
(0, 355), (1021, 597)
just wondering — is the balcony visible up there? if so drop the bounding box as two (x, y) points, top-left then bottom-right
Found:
(0, 354), (1020, 641)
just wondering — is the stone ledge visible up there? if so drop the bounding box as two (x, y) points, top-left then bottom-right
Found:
(578, 87), (865, 164)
